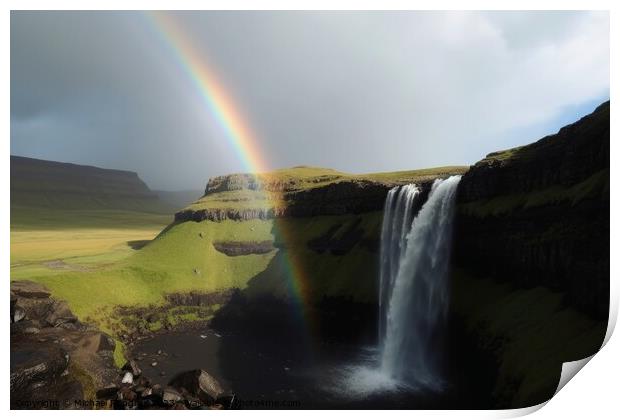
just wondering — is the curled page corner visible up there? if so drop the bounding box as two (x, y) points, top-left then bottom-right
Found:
(554, 355), (595, 396)
(549, 294), (618, 400)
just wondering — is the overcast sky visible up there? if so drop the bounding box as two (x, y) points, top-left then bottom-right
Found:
(11, 11), (609, 190)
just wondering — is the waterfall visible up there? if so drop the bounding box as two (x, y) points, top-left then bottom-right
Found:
(378, 184), (423, 345)
(379, 175), (461, 389)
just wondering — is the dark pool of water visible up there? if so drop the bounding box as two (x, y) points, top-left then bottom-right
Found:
(131, 329), (468, 409)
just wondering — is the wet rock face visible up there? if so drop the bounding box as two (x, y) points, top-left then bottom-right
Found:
(10, 281), (118, 409)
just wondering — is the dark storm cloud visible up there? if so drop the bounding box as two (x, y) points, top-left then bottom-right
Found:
(11, 11), (609, 190)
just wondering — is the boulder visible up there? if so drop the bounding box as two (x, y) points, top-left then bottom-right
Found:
(11, 280), (52, 299)
(168, 369), (223, 405)
(44, 300), (78, 327)
(151, 383), (163, 397)
(162, 386), (182, 405)
(12, 306), (26, 323)
(10, 344), (69, 394)
(118, 386), (137, 402)
(121, 372), (133, 384)
(95, 333), (116, 353)
(96, 385), (119, 399)
(122, 359), (142, 377)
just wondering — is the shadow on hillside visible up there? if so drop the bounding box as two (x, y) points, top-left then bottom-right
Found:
(126, 239), (151, 250)
(203, 219), (383, 407)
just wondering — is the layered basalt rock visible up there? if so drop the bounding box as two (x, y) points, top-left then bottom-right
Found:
(175, 179), (439, 222)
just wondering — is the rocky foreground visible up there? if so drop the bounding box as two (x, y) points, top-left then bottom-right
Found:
(10, 281), (232, 410)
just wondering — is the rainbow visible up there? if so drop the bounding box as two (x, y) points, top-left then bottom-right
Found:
(144, 11), (317, 339)
(145, 11), (270, 174)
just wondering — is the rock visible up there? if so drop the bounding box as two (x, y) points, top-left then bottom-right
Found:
(212, 240), (275, 256)
(122, 359), (142, 377)
(184, 393), (202, 409)
(174, 173), (452, 223)
(146, 313), (159, 323)
(165, 289), (234, 307)
(13, 306), (26, 323)
(151, 384), (163, 397)
(95, 333), (116, 353)
(10, 280), (52, 299)
(160, 371), (166, 377)
(140, 387), (152, 398)
(163, 386), (182, 405)
(11, 288), (119, 409)
(10, 341), (73, 406)
(151, 361), (158, 367)
(118, 386), (137, 402)
(168, 369), (224, 405)
(96, 385), (119, 399)
(157, 349), (162, 355)
(121, 371), (133, 384)
(44, 300), (77, 327)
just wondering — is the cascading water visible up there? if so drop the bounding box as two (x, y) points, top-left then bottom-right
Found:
(333, 175), (461, 398)
(379, 175), (461, 389)
(378, 184), (423, 345)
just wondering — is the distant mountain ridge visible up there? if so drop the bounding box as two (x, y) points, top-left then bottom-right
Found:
(10, 155), (169, 213)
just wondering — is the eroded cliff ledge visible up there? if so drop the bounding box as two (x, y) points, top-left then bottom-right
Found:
(174, 166), (465, 222)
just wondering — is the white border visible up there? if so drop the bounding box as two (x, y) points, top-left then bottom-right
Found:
(3, 2), (617, 419)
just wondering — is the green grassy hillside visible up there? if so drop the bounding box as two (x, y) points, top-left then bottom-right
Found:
(11, 155), (175, 280)
(11, 163), (465, 366)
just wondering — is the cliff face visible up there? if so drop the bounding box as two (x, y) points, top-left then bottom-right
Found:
(454, 101), (609, 319)
(175, 179), (437, 222)
(449, 101), (609, 407)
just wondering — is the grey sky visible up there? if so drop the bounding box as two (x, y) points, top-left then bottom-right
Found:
(11, 11), (609, 190)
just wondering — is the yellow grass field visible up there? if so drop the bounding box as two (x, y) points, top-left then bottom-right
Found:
(10, 227), (166, 279)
